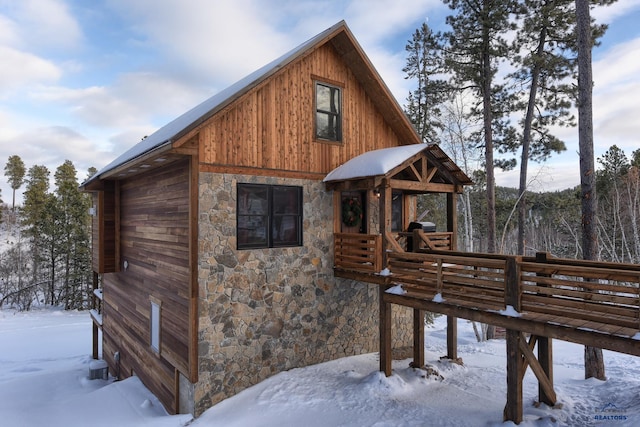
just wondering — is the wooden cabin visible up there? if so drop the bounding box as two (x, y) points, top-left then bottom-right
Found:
(81, 21), (471, 416)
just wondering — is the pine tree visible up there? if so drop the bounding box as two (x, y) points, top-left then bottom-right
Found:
(54, 160), (92, 309)
(575, 0), (605, 381)
(4, 155), (26, 212)
(403, 22), (450, 142)
(22, 165), (51, 303)
(442, 0), (520, 254)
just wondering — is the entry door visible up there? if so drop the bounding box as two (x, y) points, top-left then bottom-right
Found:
(340, 191), (366, 233)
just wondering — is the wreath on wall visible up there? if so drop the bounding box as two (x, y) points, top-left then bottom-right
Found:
(342, 197), (363, 228)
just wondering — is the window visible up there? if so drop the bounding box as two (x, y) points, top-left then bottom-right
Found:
(315, 82), (342, 141)
(391, 191), (403, 232)
(150, 298), (161, 353)
(237, 184), (303, 249)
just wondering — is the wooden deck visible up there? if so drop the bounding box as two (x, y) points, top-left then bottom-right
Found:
(333, 231), (640, 424)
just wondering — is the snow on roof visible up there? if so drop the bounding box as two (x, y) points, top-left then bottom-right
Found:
(87, 21), (349, 183)
(323, 144), (428, 182)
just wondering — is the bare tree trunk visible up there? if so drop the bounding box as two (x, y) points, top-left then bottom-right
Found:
(575, 0), (605, 380)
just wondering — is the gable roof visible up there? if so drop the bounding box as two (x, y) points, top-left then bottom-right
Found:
(324, 144), (473, 192)
(82, 20), (420, 188)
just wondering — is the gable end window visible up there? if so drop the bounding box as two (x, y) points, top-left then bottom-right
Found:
(237, 184), (303, 249)
(315, 82), (342, 142)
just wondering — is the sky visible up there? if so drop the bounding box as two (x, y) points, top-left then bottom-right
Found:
(2, 308), (640, 426)
(1, 0), (639, 205)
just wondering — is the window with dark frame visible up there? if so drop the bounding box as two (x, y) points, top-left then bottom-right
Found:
(315, 82), (342, 142)
(237, 184), (303, 249)
(391, 191), (403, 232)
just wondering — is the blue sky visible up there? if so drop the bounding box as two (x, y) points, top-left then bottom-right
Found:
(1, 0), (639, 204)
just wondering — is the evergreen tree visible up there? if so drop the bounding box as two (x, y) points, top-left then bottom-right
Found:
(403, 22), (450, 142)
(4, 155), (26, 212)
(54, 160), (92, 309)
(442, 0), (520, 254)
(511, 0), (576, 255)
(575, 0), (605, 381)
(22, 165), (50, 302)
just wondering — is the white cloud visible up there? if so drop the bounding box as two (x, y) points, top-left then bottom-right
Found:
(106, 0), (294, 84)
(592, 0), (640, 24)
(592, 37), (640, 155)
(0, 13), (19, 45)
(31, 71), (211, 129)
(4, 0), (83, 51)
(0, 46), (61, 94)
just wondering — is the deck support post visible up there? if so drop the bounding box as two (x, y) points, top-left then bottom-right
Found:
(92, 271), (99, 360)
(412, 309), (425, 368)
(538, 337), (554, 406)
(447, 316), (458, 360)
(504, 329), (524, 424)
(379, 287), (392, 376)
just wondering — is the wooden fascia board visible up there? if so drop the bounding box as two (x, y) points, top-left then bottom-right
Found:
(389, 179), (457, 193)
(324, 177), (376, 192)
(100, 144), (174, 180)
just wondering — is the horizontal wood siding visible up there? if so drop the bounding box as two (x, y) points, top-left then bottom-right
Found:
(200, 43), (403, 176)
(102, 158), (191, 414)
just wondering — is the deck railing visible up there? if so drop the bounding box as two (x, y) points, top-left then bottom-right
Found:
(333, 234), (640, 339)
(333, 233), (382, 273)
(396, 230), (454, 251)
(385, 250), (640, 340)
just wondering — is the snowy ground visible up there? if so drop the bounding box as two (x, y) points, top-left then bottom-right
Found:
(1, 308), (639, 426)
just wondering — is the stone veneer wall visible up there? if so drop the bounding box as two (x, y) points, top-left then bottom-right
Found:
(194, 172), (412, 416)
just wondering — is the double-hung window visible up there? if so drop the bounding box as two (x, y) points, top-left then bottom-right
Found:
(237, 184), (303, 249)
(315, 82), (342, 142)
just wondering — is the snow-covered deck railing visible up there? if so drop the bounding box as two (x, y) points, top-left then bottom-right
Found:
(90, 309), (103, 326)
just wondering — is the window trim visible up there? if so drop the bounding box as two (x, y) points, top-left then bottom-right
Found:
(237, 183), (303, 250)
(314, 80), (343, 143)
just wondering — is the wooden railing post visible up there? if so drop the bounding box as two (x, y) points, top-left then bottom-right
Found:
(505, 256), (521, 312)
(535, 252), (554, 406)
(504, 256), (523, 423)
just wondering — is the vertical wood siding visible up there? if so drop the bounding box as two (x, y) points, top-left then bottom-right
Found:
(200, 43), (403, 175)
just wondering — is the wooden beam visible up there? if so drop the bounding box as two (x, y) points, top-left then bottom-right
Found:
(518, 332), (556, 405)
(538, 336), (555, 406)
(504, 329), (523, 424)
(380, 286), (392, 376)
(92, 271), (99, 360)
(413, 309), (425, 368)
(447, 316), (458, 360)
(447, 192), (457, 250)
(188, 154), (199, 383)
(382, 292), (640, 357)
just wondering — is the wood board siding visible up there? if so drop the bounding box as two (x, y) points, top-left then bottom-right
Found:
(199, 43), (403, 176)
(101, 158), (192, 414)
(91, 181), (118, 273)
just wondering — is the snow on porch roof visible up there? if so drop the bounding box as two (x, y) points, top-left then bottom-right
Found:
(323, 144), (427, 182)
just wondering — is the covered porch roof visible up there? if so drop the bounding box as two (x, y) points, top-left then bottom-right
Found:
(323, 144), (473, 193)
